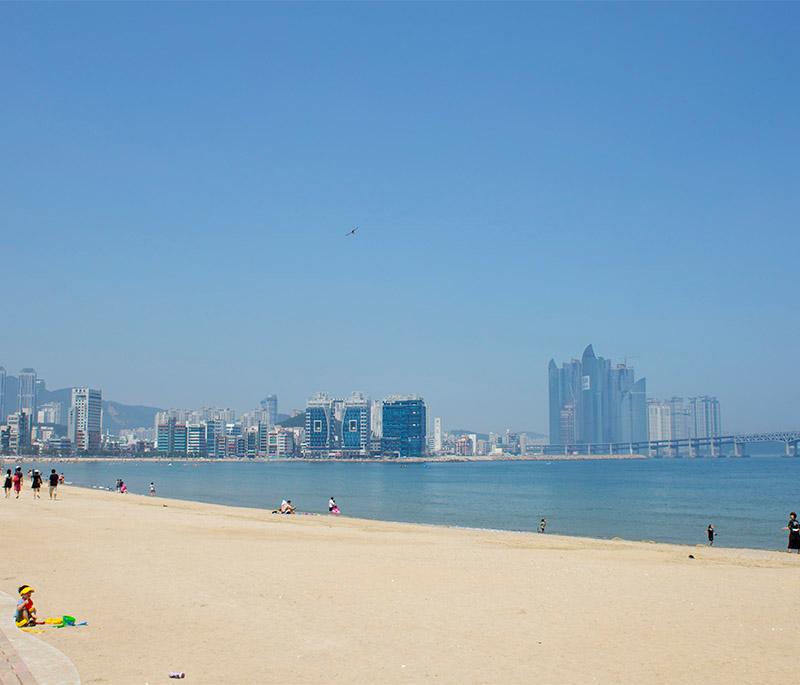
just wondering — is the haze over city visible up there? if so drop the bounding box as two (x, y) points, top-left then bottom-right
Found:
(2, 3), (798, 433)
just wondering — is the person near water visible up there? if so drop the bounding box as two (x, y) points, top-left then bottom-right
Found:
(120, 481), (128, 494)
(59, 473), (65, 484)
(3, 469), (12, 498)
(49, 469), (59, 500)
(12, 468), (22, 499)
(15, 585), (37, 628)
(538, 518), (547, 534)
(785, 512), (800, 553)
(279, 499), (296, 514)
(328, 497), (340, 514)
(707, 524), (715, 546)
(149, 482), (156, 496)
(31, 470), (42, 499)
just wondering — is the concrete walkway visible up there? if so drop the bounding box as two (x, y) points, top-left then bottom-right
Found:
(0, 592), (80, 685)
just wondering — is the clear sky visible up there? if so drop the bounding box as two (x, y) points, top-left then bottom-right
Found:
(2, 3), (798, 433)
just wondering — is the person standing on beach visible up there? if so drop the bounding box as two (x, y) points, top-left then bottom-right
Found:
(3, 469), (12, 498)
(31, 470), (42, 499)
(149, 482), (156, 496)
(707, 524), (715, 546)
(12, 468), (22, 499)
(49, 469), (59, 500)
(538, 518), (547, 534)
(784, 512), (800, 553)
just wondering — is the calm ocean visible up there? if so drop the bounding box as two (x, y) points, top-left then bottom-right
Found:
(20, 457), (800, 551)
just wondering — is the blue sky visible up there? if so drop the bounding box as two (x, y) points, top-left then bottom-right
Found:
(1, 3), (798, 433)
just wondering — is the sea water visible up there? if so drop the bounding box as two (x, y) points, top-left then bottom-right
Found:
(22, 457), (800, 551)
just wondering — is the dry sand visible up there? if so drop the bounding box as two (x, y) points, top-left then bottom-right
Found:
(2, 486), (797, 684)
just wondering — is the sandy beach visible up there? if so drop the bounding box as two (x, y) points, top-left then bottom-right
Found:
(2, 486), (797, 684)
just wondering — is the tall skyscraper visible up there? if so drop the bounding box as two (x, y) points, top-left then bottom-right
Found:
(17, 368), (37, 424)
(341, 392), (371, 456)
(68, 387), (102, 453)
(647, 400), (672, 441)
(548, 346), (647, 445)
(260, 394), (278, 426)
(433, 417), (443, 453)
(0, 366), (6, 422)
(689, 396), (721, 439)
(304, 393), (337, 454)
(7, 412), (30, 454)
(382, 396), (427, 457)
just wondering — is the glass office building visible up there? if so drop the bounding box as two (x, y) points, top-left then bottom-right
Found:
(381, 396), (427, 457)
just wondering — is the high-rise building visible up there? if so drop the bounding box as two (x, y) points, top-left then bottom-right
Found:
(341, 392), (370, 456)
(187, 423), (207, 457)
(205, 419), (224, 458)
(37, 402), (62, 425)
(268, 427), (295, 457)
(433, 417), (443, 453)
(549, 346), (647, 446)
(689, 396), (721, 439)
(7, 412), (30, 454)
(155, 415), (187, 455)
(661, 397), (688, 440)
(68, 387), (103, 453)
(0, 366), (6, 422)
(17, 368), (37, 424)
(381, 396), (426, 457)
(260, 395), (278, 427)
(647, 400), (672, 442)
(304, 393), (337, 454)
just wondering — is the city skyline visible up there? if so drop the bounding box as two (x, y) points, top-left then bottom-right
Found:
(2, 4), (798, 433)
(0, 356), (781, 438)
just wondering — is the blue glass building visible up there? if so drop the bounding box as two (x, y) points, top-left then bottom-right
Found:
(341, 392), (370, 455)
(304, 393), (336, 454)
(381, 396), (427, 457)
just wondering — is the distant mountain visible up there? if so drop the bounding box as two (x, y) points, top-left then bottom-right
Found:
(102, 400), (162, 432)
(277, 413), (305, 428)
(1, 374), (161, 431)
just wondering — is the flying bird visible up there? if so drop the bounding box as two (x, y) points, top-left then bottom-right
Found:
(345, 226), (358, 237)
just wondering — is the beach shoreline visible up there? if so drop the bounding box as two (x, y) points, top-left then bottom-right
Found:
(3, 486), (797, 684)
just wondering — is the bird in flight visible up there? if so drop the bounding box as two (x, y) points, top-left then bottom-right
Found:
(345, 226), (358, 237)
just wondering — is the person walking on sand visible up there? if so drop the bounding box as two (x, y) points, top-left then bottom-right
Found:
(48, 469), (59, 500)
(12, 468), (22, 499)
(538, 518), (547, 534)
(707, 524), (715, 546)
(31, 470), (42, 499)
(149, 482), (156, 496)
(785, 512), (800, 553)
(3, 469), (12, 498)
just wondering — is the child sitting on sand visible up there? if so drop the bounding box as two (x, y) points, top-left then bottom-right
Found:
(15, 585), (37, 627)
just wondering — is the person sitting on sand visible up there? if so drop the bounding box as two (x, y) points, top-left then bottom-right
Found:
(328, 497), (340, 514)
(15, 585), (37, 628)
(279, 499), (296, 514)
(119, 481), (128, 494)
